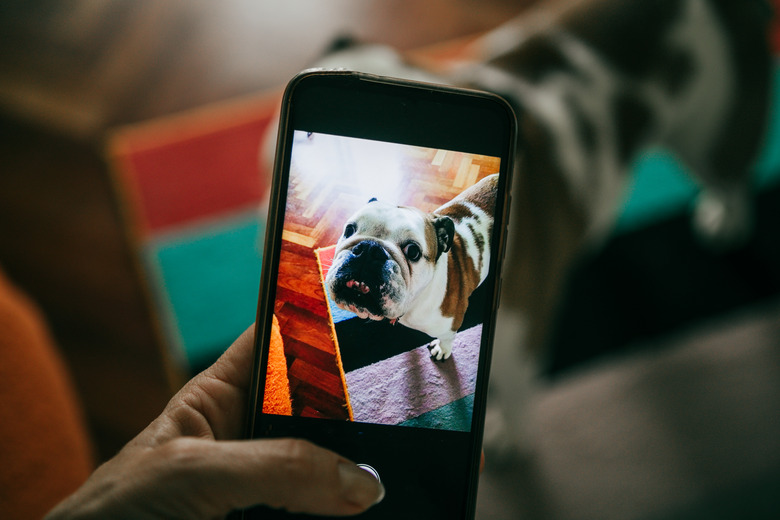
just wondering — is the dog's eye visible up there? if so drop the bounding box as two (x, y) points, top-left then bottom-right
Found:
(403, 242), (422, 262)
(343, 223), (356, 239)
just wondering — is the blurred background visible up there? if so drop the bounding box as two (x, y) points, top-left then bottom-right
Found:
(1, 1), (779, 518)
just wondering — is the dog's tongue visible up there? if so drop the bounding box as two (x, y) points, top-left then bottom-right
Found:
(346, 279), (371, 294)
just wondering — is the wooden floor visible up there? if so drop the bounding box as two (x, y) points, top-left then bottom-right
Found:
(273, 134), (500, 419)
(0, 0), (524, 461)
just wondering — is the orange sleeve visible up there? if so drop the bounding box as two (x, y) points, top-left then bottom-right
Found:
(0, 268), (94, 518)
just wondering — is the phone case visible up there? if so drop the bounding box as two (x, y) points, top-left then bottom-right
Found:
(243, 70), (515, 519)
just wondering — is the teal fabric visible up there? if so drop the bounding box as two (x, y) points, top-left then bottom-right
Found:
(754, 65), (780, 185)
(616, 150), (699, 233)
(144, 213), (264, 371)
(399, 394), (475, 432)
(616, 63), (780, 233)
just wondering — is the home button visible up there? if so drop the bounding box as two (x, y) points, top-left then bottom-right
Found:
(356, 464), (381, 483)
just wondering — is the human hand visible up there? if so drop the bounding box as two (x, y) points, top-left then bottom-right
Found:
(46, 325), (385, 519)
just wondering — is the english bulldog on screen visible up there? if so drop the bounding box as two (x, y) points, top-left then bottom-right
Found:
(325, 174), (498, 361)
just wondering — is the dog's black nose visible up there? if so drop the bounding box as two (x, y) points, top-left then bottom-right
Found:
(352, 240), (389, 261)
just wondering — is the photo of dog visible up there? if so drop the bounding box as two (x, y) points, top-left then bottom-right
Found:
(326, 173), (497, 361)
(266, 130), (503, 430)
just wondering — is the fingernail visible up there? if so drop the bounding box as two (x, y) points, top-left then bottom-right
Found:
(338, 462), (385, 508)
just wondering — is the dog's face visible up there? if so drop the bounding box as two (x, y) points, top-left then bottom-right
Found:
(326, 199), (454, 321)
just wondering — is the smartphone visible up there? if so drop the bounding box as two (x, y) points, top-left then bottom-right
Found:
(243, 70), (515, 519)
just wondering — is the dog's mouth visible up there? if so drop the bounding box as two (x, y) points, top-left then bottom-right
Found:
(345, 279), (371, 295)
(337, 278), (389, 321)
(328, 239), (405, 321)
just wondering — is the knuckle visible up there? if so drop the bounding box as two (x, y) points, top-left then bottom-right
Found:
(275, 439), (321, 477)
(263, 439), (336, 512)
(156, 437), (207, 477)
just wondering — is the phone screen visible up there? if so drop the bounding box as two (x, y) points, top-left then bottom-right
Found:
(244, 72), (514, 519)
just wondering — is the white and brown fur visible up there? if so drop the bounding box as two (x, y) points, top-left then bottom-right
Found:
(427, 173), (498, 359)
(267, 0), (774, 454)
(456, 0), (773, 455)
(326, 174), (497, 361)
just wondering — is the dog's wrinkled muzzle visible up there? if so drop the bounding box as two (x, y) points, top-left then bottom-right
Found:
(343, 240), (389, 295)
(352, 240), (389, 263)
(330, 239), (396, 319)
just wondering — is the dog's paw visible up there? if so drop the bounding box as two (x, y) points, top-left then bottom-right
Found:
(693, 187), (753, 250)
(428, 339), (451, 361)
(482, 404), (534, 469)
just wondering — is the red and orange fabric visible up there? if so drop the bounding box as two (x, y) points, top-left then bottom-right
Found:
(0, 268), (93, 518)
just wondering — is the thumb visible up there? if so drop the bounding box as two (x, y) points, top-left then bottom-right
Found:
(165, 437), (385, 517)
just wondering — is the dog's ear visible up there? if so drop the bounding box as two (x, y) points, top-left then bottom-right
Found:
(368, 197), (378, 203)
(433, 216), (455, 257)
